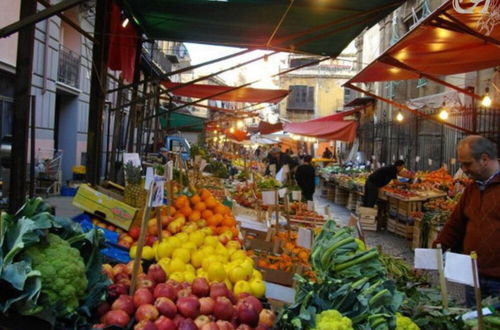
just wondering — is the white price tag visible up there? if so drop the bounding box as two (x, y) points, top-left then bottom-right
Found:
(123, 153), (141, 167)
(428, 158), (433, 166)
(262, 191), (276, 206)
(200, 159), (207, 171)
(297, 227), (312, 249)
(414, 248), (440, 270)
(291, 190), (301, 201)
(444, 252), (478, 287)
(269, 164), (276, 176)
(399, 155), (404, 160)
(145, 167), (154, 189)
(415, 156), (420, 163)
(451, 158), (456, 165)
(278, 188), (287, 198)
(151, 176), (166, 207)
(443, 163), (448, 171)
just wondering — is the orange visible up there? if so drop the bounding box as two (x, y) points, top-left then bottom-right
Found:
(200, 189), (211, 201)
(230, 227), (238, 237)
(173, 212), (183, 219)
(206, 215), (219, 227)
(161, 206), (176, 216)
(222, 206), (231, 215)
(214, 204), (225, 215)
(194, 202), (206, 212)
(202, 209), (213, 220)
(216, 226), (230, 235)
(180, 206), (193, 217)
(175, 195), (188, 209)
(205, 197), (217, 209)
(222, 216), (236, 227)
(213, 213), (223, 224)
(188, 210), (201, 222)
(190, 195), (201, 206)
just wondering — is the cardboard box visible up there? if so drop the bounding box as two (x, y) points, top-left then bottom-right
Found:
(72, 184), (138, 230)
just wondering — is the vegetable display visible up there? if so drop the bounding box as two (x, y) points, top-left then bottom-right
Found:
(312, 309), (353, 330)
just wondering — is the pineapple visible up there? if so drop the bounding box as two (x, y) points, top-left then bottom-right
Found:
(124, 162), (146, 207)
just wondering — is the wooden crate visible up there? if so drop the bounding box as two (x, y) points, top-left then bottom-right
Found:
(397, 200), (422, 222)
(388, 196), (398, 217)
(327, 184), (336, 201)
(347, 191), (358, 211)
(387, 217), (397, 233)
(394, 220), (414, 240)
(412, 218), (422, 249)
(334, 186), (349, 206)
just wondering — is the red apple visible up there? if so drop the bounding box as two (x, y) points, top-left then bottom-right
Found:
(227, 291), (237, 305)
(178, 318), (198, 330)
(195, 315), (211, 328)
(154, 283), (177, 301)
(210, 282), (229, 300)
(192, 277), (210, 297)
(176, 296), (200, 319)
(154, 297), (177, 318)
(107, 283), (128, 301)
(116, 277), (132, 288)
(216, 320), (235, 330)
(154, 316), (177, 330)
(258, 309), (275, 328)
(129, 226), (141, 240)
(96, 301), (110, 317)
(135, 304), (159, 322)
(126, 260), (143, 275)
(201, 322), (220, 330)
(236, 325), (252, 330)
(111, 294), (135, 315)
(134, 320), (157, 330)
(134, 288), (155, 307)
(137, 278), (155, 292)
(180, 281), (191, 289)
(236, 293), (250, 302)
(237, 301), (259, 327)
(173, 314), (185, 327)
(241, 296), (262, 315)
(177, 287), (192, 299)
(114, 272), (130, 283)
(166, 279), (182, 292)
(146, 234), (157, 246)
(102, 264), (113, 279)
(199, 297), (215, 315)
(102, 310), (130, 327)
(213, 297), (234, 321)
(148, 264), (167, 283)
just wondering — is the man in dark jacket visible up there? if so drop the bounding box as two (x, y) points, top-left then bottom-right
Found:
(362, 160), (413, 207)
(433, 135), (500, 305)
(295, 155), (316, 201)
(266, 146), (292, 175)
(322, 147), (333, 159)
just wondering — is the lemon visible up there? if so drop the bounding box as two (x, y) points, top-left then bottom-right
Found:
(224, 279), (233, 291)
(240, 260), (254, 278)
(197, 269), (208, 280)
(207, 262), (226, 282)
(156, 241), (175, 260)
(251, 269), (263, 281)
(204, 236), (219, 247)
(175, 232), (189, 242)
(169, 271), (184, 283)
(168, 258), (186, 274)
(157, 258), (171, 274)
(182, 241), (197, 251)
(189, 231), (205, 247)
(249, 279), (266, 298)
(233, 280), (252, 295)
(202, 255), (219, 272)
(184, 271), (196, 283)
(215, 245), (229, 257)
(142, 246), (155, 260)
(172, 248), (191, 263)
(185, 264), (196, 274)
(201, 245), (215, 256)
(230, 250), (247, 262)
(167, 236), (182, 248)
(226, 240), (242, 250)
(228, 266), (248, 284)
(183, 223), (198, 233)
(201, 227), (213, 236)
(129, 245), (137, 259)
(191, 250), (205, 268)
(222, 230), (234, 239)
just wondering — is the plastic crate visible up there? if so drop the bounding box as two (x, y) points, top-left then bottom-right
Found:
(60, 186), (78, 196)
(72, 213), (119, 244)
(101, 243), (131, 264)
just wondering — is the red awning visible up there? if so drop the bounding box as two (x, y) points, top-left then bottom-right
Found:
(224, 129), (249, 142)
(284, 119), (358, 142)
(258, 121), (283, 134)
(162, 82), (289, 104)
(348, 1), (500, 84)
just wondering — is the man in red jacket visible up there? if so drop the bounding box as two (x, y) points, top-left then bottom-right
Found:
(434, 135), (500, 305)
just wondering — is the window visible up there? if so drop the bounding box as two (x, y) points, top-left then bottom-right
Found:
(287, 85), (314, 111)
(290, 58), (317, 68)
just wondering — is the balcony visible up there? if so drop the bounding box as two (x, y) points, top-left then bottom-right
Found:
(57, 46), (80, 89)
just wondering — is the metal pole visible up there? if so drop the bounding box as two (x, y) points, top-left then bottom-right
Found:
(105, 103), (111, 180)
(29, 95), (36, 198)
(86, 0), (111, 185)
(126, 39), (143, 152)
(9, 0), (37, 213)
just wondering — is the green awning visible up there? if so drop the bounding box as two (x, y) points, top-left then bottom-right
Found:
(120, 0), (405, 56)
(158, 108), (206, 131)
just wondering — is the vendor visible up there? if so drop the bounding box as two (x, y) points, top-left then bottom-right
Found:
(295, 155), (316, 201)
(322, 147), (333, 159)
(362, 160), (413, 207)
(433, 135), (500, 306)
(265, 146), (292, 175)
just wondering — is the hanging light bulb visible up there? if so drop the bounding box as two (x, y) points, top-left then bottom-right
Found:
(439, 108), (449, 120)
(229, 127), (235, 134)
(121, 17), (130, 28)
(236, 120), (244, 129)
(482, 87), (492, 107)
(396, 111), (404, 122)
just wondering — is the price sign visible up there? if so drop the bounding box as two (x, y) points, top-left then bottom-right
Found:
(145, 167), (154, 189)
(297, 227), (312, 249)
(151, 176), (166, 207)
(416, 156), (420, 163)
(123, 153), (141, 167)
(428, 158), (433, 166)
(451, 158), (457, 165)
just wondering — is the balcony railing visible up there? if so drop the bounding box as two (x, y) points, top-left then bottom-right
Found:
(58, 46), (80, 89)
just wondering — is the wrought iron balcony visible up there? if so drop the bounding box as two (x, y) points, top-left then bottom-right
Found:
(57, 46), (80, 89)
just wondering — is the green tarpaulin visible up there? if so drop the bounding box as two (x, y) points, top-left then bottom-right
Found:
(158, 108), (206, 131)
(120, 0), (405, 56)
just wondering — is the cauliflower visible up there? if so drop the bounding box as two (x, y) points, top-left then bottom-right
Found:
(24, 233), (88, 316)
(313, 309), (353, 330)
(396, 312), (420, 330)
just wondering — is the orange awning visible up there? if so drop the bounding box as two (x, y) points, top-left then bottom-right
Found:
(162, 82), (289, 104)
(348, 1), (500, 84)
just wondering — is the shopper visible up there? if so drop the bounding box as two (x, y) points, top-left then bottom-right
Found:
(362, 160), (413, 207)
(433, 135), (500, 305)
(265, 146), (292, 175)
(322, 147), (333, 159)
(295, 155), (316, 201)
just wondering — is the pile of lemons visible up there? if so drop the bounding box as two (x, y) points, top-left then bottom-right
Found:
(130, 227), (266, 298)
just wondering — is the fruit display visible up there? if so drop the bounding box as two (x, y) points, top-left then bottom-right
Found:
(124, 161), (148, 208)
(99, 262), (276, 329)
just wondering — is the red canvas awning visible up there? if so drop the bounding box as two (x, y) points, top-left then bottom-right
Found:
(348, 1), (500, 84)
(162, 82), (289, 104)
(258, 121), (283, 134)
(284, 119), (358, 142)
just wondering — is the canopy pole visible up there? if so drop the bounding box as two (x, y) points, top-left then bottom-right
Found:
(37, 0), (96, 43)
(379, 55), (482, 100)
(266, 0), (295, 46)
(0, 0), (87, 38)
(110, 51), (278, 112)
(107, 48), (253, 94)
(126, 39), (144, 152)
(345, 83), (474, 134)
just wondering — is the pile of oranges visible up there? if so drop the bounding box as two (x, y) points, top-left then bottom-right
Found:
(166, 189), (238, 237)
